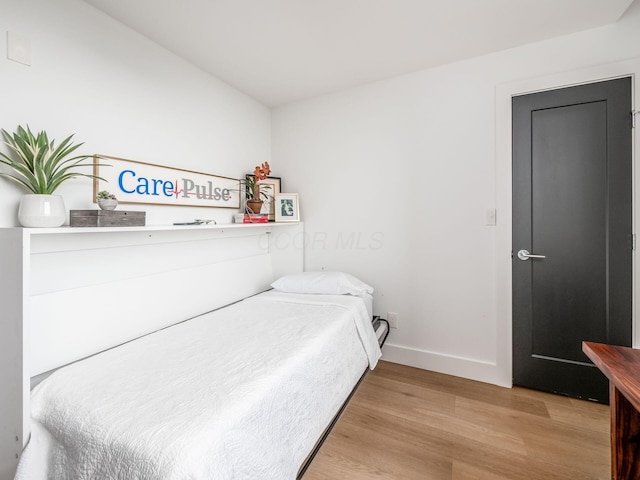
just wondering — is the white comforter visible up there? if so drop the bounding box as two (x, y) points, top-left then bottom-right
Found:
(15, 291), (381, 480)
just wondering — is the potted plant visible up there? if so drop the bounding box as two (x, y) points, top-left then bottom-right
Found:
(96, 190), (118, 210)
(245, 162), (271, 214)
(0, 125), (105, 227)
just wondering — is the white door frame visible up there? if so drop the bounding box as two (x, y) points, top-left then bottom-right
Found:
(494, 57), (640, 387)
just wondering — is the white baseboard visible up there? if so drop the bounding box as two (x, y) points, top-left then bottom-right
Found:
(381, 343), (512, 388)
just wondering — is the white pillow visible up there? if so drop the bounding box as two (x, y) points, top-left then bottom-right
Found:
(271, 271), (374, 296)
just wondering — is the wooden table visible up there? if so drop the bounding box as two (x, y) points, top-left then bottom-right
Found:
(583, 341), (640, 479)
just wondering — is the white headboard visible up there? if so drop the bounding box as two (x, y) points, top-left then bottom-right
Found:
(0, 222), (303, 479)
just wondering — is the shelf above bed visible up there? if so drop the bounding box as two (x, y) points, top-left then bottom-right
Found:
(14, 221), (302, 235)
(1, 222), (305, 257)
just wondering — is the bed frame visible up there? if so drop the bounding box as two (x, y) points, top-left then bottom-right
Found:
(0, 222), (303, 480)
(296, 316), (388, 479)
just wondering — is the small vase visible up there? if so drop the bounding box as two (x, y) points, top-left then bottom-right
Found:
(246, 199), (263, 214)
(98, 199), (118, 211)
(18, 194), (66, 227)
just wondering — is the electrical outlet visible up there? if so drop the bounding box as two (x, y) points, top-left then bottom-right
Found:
(388, 312), (399, 329)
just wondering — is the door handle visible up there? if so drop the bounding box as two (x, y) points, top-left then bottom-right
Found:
(517, 249), (546, 261)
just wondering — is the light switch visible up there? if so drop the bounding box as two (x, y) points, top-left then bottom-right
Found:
(7, 31), (31, 66)
(485, 208), (497, 226)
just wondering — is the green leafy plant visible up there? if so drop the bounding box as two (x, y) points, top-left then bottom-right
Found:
(0, 125), (105, 194)
(96, 190), (116, 200)
(243, 175), (271, 201)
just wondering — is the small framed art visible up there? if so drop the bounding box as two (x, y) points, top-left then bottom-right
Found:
(275, 193), (300, 222)
(245, 175), (281, 221)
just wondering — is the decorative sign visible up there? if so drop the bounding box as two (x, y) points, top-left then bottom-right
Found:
(93, 155), (241, 209)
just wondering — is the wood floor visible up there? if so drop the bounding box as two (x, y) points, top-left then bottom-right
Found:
(303, 361), (610, 480)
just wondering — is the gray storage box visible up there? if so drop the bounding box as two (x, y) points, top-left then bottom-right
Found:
(70, 210), (146, 227)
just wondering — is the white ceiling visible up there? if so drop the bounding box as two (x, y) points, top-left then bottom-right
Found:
(83, 0), (635, 107)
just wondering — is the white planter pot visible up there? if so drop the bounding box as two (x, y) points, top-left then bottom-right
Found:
(98, 199), (118, 210)
(18, 194), (66, 227)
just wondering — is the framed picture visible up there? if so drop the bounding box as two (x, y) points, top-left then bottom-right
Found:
(275, 193), (300, 222)
(245, 175), (281, 221)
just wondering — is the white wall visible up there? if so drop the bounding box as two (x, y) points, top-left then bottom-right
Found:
(0, 0), (271, 227)
(3, 0), (640, 390)
(272, 1), (640, 386)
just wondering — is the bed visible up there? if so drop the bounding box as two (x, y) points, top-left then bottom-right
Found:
(13, 275), (382, 479)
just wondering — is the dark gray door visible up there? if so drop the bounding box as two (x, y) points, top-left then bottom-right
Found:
(512, 77), (633, 403)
